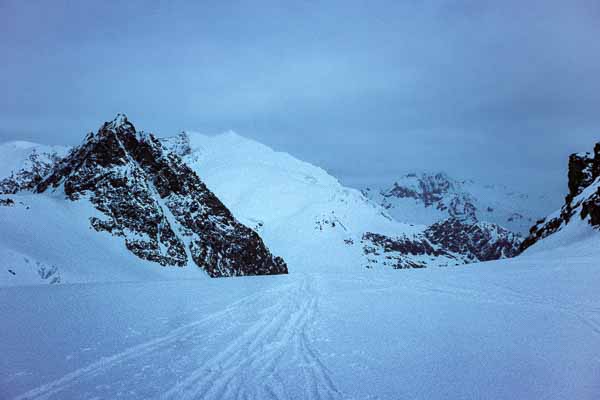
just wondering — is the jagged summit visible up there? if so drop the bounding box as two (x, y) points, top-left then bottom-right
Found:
(105, 113), (133, 131)
(35, 115), (287, 277)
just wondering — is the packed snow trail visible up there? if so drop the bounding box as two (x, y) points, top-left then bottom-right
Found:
(2, 251), (600, 400)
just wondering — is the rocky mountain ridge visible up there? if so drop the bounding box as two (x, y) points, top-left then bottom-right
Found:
(361, 217), (521, 269)
(33, 114), (287, 277)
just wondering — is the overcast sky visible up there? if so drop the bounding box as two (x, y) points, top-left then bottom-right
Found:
(1, 0), (599, 198)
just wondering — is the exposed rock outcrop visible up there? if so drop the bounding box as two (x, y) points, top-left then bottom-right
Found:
(361, 231), (442, 269)
(425, 218), (521, 261)
(520, 142), (600, 252)
(361, 217), (521, 269)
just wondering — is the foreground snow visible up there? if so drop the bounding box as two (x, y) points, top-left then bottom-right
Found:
(2, 245), (599, 400)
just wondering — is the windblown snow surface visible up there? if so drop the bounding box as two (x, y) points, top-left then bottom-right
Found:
(2, 218), (599, 399)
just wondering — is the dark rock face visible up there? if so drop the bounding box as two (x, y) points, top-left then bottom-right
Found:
(520, 142), (600, 252)
(425, 218), (521, 261)
(37, 114), (287, 277)
(361, 232), (442, 269)
(567, 151), (595, 202)
(0, 197), (15, 207)
(0, 149), (63, 194)
(361, 217), (521, 269)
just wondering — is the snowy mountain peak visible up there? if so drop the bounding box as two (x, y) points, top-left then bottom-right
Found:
(34, 116), (287, 277)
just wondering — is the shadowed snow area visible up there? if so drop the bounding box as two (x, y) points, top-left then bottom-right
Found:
(2, 239), (599, 399)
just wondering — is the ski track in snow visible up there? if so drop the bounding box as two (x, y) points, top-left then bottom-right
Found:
(162, 274), (342, 400)
(12, 275), (344, 400)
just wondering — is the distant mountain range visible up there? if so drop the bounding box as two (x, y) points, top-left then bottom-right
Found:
(362, 172), (553, 235)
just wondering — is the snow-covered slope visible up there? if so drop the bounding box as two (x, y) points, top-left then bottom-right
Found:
(3, 240), (598, 400)
(162, 132), (519, 272)
(363, 172), (551, 235)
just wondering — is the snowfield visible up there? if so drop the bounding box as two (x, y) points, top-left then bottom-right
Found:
(2, 240), (599, 400)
